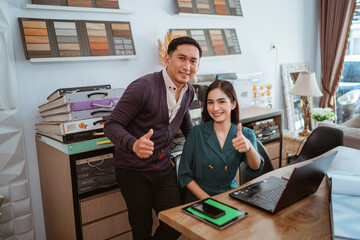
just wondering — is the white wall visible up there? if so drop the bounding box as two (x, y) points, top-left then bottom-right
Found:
(7, 0), (319, 238)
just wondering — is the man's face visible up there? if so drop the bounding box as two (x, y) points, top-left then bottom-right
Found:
(165, 44), (200, 88)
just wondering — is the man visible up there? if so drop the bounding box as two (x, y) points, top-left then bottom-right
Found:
(104, 36), (202, 240)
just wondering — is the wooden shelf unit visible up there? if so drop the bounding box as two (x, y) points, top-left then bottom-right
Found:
(35, 136), (132, 240)
(240, 106), (284, 168)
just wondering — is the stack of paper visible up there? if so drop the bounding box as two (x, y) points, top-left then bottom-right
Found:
(328, 170), (360, 239)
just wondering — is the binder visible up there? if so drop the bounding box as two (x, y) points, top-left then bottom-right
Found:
(37, 129), (105, 143)
(41, 108), (114, 122)
(38, 134), (114, 154)
(39, 88), (124, 112)
(47, 84), (111, 102)
(40, 98), (119, 117)
(35, 117), (106, 135)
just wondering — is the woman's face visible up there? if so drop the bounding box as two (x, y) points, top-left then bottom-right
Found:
(206, 88), (236, 124)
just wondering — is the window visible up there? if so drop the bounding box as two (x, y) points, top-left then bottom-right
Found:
(336, 0), (360, 123)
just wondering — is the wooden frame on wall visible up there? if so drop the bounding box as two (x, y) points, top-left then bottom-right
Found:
(170, 28), (241, 57)
(18, 18), (136, 60)
(175, 0), (243, 16)
(31, 0), (120, 9)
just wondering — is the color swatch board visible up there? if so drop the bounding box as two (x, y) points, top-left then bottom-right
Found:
(19, 18), (135, 60)
(171, 29), (241, 56)
(175, 0), (242, 16)
(31, 0), (119, 9)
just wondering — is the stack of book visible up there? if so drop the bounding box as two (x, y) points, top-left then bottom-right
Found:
(36, 84), (125, 154)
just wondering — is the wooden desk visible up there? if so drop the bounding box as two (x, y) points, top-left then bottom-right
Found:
(159, 146), (360, 240)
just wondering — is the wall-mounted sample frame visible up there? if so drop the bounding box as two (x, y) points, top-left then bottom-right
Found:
(175, 0), (243, 16)
(19, 18), (136, 60)
(170, 28), (241, 56)
(31, 0), (120, 9)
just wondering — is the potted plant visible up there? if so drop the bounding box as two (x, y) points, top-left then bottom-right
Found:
(311, 107), (336, 127)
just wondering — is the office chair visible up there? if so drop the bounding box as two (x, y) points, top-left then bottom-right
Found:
(239, 140), (274, 185)
(288, 126), (343, 165)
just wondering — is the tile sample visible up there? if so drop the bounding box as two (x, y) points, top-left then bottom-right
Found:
(171, 30), (189, 38)
(20, 19), (52, 59)
(209, 29), (226, 55)
(67, 0), (92, 8)
(176, 0), (195, 13)
(85, 22), (110, 56)
(111, 22), (135, 55)
(189, 29), (210, 56)
(195, 0), (212, 14)
(224, 29), (241, 54)
(213, 0), (228, 15)
(31, 0), (64, 6)
(228, 0), (243, 16)
(95, 0), (119, 9)
(54, 21), (81, 57)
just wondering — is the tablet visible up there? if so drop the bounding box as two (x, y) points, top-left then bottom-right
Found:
(181, 198), (248, 229)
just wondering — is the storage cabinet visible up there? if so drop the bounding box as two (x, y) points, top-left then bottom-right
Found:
(35, 136), (131, 240)
(239, 106), (283, 168)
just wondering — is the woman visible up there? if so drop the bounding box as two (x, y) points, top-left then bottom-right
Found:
(178, 80), (264, 203)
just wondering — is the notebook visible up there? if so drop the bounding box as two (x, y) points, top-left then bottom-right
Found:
(229, 151), (337, 214)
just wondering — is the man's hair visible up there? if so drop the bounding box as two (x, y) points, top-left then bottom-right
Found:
(167, 36), (202, 58)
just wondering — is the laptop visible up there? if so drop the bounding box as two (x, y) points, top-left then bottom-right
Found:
(229, 151), (337, 214)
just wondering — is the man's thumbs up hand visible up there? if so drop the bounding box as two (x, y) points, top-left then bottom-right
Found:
(133, 129), (154, 158)
(232, 123), (250, 153)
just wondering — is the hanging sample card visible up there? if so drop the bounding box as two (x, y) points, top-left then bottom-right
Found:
(31, 0), (120, 9)
(85, 22), (110, 56)
(54, 21), (81, 57)
(32, 0), (66, 6)
(19, 19), (52, 59)
(224, 29), (241, 54)
(19, 18), (136, 60)
(67, 0), (92, 7)
(175, 0), (243, 16)
(194, 0), (211, 14)
(95, 0), (119, 9)
(171, 30), (188, 39)
(190, 30), (210, 56)
(111, 23), (135, 55)
(227, 0), (243, 16)
(170, 28), (241, 57)
(213, 0), (228, 15)
(209, 29), (226, 55)
(176, 0), (195, 13)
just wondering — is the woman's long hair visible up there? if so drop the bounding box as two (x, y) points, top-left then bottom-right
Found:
(202, 80), (240, 124)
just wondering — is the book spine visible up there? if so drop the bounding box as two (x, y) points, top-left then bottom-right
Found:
(61, 118), (105, 134)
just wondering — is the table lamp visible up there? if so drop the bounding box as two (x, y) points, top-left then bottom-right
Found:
(289, 72), (323, 136)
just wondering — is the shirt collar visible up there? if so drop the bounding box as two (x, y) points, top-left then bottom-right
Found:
(162, 68), (188, 93)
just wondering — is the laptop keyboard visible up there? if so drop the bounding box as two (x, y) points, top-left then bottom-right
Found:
(232, 181), (287, 210)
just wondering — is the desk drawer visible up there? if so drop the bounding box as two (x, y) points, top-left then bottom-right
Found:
(271, 158), (280, 169)
(80, 189), (127, 224)
(264, 141), (280, 160)
(82, 211), (131, 240)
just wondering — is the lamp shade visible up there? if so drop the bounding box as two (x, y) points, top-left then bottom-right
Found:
(289, 72), (323, 97)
